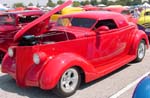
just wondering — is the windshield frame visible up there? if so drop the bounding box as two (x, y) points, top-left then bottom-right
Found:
(56, 16), (97, 29)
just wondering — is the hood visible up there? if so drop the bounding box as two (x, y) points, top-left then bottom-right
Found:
(51, 26), (95, 38)
(14, 0), (72, 42)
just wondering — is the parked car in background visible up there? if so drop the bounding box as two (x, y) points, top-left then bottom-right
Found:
(138, 9), (150, 39)
(50, 7), (84, 22)
(103, 6), (137, 23)
(82, 5), (100, 11)
(0, 10), (44, 61)
(1, 0), (149, 97)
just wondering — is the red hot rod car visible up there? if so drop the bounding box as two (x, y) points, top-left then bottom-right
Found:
(1, 0), (149, 97)
(0, 10), (44, 61)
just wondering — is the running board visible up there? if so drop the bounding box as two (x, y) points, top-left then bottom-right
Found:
(96, 55), (136, 77)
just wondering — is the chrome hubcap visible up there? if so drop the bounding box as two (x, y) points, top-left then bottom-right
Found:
(138, 42), (145, 59)
(60, 68), (79, 93)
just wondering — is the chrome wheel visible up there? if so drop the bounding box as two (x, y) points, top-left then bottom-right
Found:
(60, 68), (79, 93)
(138, 41), (145, 59)
(53, 67), (81, 97)
(133, 40), (146, 62)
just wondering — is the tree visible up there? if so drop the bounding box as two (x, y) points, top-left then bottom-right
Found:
(13, 3), (24, 8)
(132, 0), (142, 5)
(36, 3), (40, 7)
(107, 1), (116, 5)
(57, 0), (64, 5)
(91, 0), (98, 5)
(115, 0), (132, 6)
(47, 0), (56, 7)
(101, 0), (108, 5)
(3, 4), (7, 7)
(28, 2), (33, 6)
(80, 1), (85, 6)
(82, 0), (90, 5)
(73, 1), (80, 7)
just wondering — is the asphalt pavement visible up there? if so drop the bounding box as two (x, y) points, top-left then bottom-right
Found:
(0, 49), (150, 98)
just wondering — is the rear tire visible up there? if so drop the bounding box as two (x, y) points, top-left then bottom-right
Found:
(133, 40), (146, 62)
(53, 67), (81, 97)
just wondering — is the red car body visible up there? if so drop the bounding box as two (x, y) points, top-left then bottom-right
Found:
(0, 10), (44, 59)
(1, 0), (149, 97)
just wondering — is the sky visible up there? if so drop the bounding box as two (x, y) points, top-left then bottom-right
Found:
(0, 0), (81, 7)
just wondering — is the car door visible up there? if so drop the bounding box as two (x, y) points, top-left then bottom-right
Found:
(89, 19), (128, 67)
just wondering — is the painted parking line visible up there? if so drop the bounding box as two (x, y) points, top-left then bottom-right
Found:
(109, 72), (150, 98)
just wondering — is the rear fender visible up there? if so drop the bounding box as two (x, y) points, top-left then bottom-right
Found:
(129, 30), (149, 55)
(39, 53), (97, 90)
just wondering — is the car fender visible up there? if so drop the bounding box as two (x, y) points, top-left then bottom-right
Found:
(39, 53), (98, 90)
(129, 29), (149, 55)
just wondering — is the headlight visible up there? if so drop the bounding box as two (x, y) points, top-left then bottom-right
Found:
(33, 53), (40, 65)
(33, 52), (47, 65)
(8, 48), (14, 57)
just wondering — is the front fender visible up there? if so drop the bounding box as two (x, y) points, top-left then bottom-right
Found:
(39, 53), (98, 90)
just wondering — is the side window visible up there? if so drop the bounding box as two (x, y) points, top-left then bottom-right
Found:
(19, 15), (39, 23)
(95, 19), (118, 30)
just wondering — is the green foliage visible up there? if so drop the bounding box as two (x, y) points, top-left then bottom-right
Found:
(13, 3), (24, 8)
(73, 1), (80, 7)
(3, 4), (7, 6)
(47, 0), (56, 7)
(80, 1), (85, 6)
(57, 0), (64, 5)
(36, 3), (40, 7)
(101, 0), (108, 5)
(91, 0), (98, 5)
(132, 0), (142, 5)
(115, 0), (132, 6)
(28, 2), (33, 6)
(107, 1), (116, 5)
(81, 0), (90, 6)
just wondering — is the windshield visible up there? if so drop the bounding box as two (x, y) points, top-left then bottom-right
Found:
(57, 17), (96, 28)
(0, 15), (15, 25)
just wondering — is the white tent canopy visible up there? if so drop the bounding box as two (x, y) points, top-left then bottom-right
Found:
(0, 3), (8, 10)
(142, 2), (150, 8)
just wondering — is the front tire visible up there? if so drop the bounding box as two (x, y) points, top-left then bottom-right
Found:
(53, 67), (81, 97)
(134, 40), (146, 62)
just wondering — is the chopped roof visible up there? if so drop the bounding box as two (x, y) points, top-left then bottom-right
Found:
(61, 11), (127, 20)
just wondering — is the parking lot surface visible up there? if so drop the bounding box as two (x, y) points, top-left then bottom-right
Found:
(0, 49), (150, 98)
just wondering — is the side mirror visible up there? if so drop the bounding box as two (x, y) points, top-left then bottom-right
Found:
(95, 26), (109, 32)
